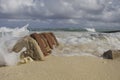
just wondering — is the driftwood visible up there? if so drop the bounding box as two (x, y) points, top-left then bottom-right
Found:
(102, 50), (120, 59)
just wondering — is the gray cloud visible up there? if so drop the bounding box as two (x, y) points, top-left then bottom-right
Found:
(0, 0), (120, 28)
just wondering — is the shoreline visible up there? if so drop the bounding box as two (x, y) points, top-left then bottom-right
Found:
(0, 55), (120, 80)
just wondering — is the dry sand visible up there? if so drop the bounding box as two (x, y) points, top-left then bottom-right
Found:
(0, 55), (120, 80)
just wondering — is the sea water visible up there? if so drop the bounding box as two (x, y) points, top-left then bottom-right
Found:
(52, 31), (120, 57)
(0, 24), (29, 66)
(0, 24), (120, 66)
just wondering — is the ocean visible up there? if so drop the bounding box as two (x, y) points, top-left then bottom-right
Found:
(0, 24), (120, 66)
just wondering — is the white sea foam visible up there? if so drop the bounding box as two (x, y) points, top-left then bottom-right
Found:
(0, 24), (120, 66)
(85, 28), (96, 32)
(0, 24), (29, 66)
(52, 31), (120, 57)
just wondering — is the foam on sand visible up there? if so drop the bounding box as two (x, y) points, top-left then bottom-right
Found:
(0, 24), (29, 66)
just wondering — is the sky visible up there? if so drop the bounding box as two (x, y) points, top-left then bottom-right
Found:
(0, 0), (120, 29)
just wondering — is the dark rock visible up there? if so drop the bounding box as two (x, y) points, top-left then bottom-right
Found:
(102, 50), (120, 59)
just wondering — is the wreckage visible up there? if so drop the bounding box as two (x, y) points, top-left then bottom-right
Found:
(12, 32), (59, 63)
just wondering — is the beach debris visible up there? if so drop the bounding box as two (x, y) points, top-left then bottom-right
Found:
(12, 36), (45, 61)
(30, 33), (52, 56)
(41, 32), (59, 49)
(18, 57), (34, 64)
(12, 32), (59, 63)
(102, 50), (120, 59)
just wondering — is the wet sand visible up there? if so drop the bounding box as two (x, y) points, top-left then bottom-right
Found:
(0, 55), (120, 80)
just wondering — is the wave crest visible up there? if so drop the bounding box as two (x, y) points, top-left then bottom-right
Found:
(0, 24), (29, 66)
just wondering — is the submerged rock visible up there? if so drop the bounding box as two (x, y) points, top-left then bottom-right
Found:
(102, 50), (120, 59)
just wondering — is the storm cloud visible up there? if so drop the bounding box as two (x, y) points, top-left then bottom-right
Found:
(0, 0), (120, 28)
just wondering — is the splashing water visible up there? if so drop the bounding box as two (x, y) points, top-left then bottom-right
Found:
(52, 32), (120, 57)
(0, 24), (120, 66)
(85, 28), (96, 32)
(0, 24), (29, 66)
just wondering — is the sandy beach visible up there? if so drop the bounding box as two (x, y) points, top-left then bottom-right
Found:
(0, 0), (120, 80)
(0, 55), (120, 80)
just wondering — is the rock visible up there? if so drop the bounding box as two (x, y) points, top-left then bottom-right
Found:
(41, 32), (59, 49)
(49, 32), (59, 46)
(30, 33), (51, 56)
(39, 33), (52, 53)
(41, 33), (54, 49)
(18, 57), (34, 64)
(102, 50), (120, 59)
(12, 36), (45, 61)
(12, 32), (59, 62)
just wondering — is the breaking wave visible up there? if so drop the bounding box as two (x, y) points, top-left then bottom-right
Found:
(52, 31), (120, 57)
(84, 28), (96, 32)
(0, 24), (120, 66)
(0, 24), (29, 66)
